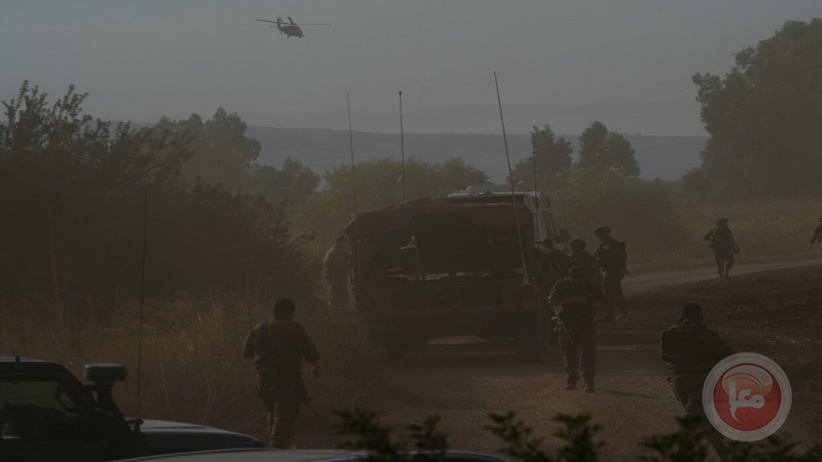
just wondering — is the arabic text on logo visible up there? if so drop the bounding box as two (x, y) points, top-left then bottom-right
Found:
(703, 353), (791, 442)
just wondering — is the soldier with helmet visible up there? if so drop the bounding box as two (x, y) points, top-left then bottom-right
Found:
(548, 266), (608, 393)
(703, 218), (740, 282)
(661, 303), (734, 457)
(809, 216), (822, 252)
(592, 225), (628, 322)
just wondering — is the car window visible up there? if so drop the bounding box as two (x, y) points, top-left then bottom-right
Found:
(0, 380), (83, 439)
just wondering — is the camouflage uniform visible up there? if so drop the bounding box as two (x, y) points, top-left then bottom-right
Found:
(661, 306), (734, 457)
(243, 319), (320, 448)
(548, 276), (607, 392)
(593, 233), (627, 321)
(703, 219), (740, 281)
(569, 250), (601, 285)
(323, 239), (349, 310)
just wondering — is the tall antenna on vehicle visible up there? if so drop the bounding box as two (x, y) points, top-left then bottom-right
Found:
(136, 190), (148, 416)
(347, 92), (363, 281)
(399, 91), (407, 201)
(347, 92), (358, 215)
(531, 130), (542, 238)
(494, 72), (529, 282)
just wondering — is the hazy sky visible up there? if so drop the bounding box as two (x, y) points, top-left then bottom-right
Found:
(2, 1), (819, 136)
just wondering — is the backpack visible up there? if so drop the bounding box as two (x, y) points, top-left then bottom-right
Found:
(660, 323), (699, 363)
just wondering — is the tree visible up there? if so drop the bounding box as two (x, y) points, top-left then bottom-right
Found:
(247, 158), (320, 206)
(160, 108), (261, 190)
(511, 125), (573, 189)
(690, 18), (822, 198)
(0, 81), (315, 304)
(542, 169), (682, 253)
(577, 121), (640, 177)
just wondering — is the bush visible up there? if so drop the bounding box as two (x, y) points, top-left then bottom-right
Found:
(544, 169), (685, 260)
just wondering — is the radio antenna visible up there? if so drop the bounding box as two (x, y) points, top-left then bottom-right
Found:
(347, 92), (358, 215)
(136, 190), (148, 416)
(494, 72), (529, 282)
(399, 91), (407, 201)
(531, 130), (542, 237)
(346, 92), (364, 284)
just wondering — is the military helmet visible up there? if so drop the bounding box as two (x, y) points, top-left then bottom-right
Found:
(593, 225), (611, 235)
(681, 303), (704, 324)
(568, 238), (586, 249)
(716, 217), (729, 226)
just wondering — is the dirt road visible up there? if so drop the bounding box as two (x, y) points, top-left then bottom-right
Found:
(301, 258), (822, 459)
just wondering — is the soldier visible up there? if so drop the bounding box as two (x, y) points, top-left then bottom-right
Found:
(323, 236), (349, 310)
(661, 304), (734, 458)
(568, 238), (600, 285)
(592, 225), (628, 322)
(809, 216), (822, 252)
(548, 266), (608, 393)
(243, 298), (321, 449)
(703, 218), (740, 282)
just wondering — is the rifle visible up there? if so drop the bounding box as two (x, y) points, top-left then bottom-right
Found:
(295, 382), (319, 417)
(553, 311), (579, 347)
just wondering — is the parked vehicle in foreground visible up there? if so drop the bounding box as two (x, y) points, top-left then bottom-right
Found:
(0, 356), (263, 461)
(344, 185), (568, 361)
(120, 448), (510, 462)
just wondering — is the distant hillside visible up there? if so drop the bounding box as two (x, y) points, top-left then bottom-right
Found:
(247, 126), (707, 182)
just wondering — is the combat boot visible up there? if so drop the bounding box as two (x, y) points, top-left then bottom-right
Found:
(565, 374), (579, 391)
(583, 377), (595, 393)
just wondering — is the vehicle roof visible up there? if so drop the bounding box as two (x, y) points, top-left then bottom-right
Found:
(343, 197), (533, 239)
(120, 448), (509, 462)
(0, 356), (71, 373)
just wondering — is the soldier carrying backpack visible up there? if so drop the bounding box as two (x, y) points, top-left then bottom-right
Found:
(661, 304), (734, 458)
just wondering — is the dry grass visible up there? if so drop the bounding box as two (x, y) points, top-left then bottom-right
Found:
(630, 196), (822, 271)
(0, 292), (382, 443)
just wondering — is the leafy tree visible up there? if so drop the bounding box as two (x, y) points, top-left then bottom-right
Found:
(690, 18), (822, 198)
(247, 157), (320, 206)
(0, 82), (191, 300)
(158, 108), (262, 190)
(0, 81), (315, 304)
(511, 125), (573, 189)
(577, 121), (640, 177)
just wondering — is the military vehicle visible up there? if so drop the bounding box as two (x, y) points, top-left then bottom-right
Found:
(343, 185), (568, 361)
(0, 356), (262, 461)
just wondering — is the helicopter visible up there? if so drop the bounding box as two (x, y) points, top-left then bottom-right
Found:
(255, 16), (330, 38)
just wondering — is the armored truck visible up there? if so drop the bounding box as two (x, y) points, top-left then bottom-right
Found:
(343, 186), (568, 361)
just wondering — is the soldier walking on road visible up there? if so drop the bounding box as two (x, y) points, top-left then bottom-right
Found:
(323, 236), (350, 311)
(703, 218), (740, 282)
(548, 266), (608, 393)
(661, 304), (734, 459)
(809, 216), (822, 252)
(243, 298), (321, 449)
(592, 226), (628, 322)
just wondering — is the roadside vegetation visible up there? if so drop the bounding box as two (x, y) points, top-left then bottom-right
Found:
(334, 408), (822, 461)
(1, 16), (821, 455)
